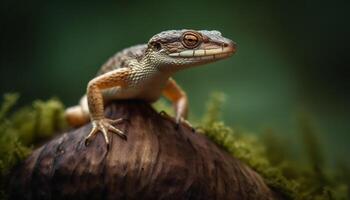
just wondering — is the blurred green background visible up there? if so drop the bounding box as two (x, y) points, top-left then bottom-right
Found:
(0, 0), (349, 164)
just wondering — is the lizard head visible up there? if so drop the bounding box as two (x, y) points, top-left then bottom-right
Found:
(145, 29), (237, 72)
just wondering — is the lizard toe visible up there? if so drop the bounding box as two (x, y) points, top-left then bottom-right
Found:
(85, 118), (127, 149)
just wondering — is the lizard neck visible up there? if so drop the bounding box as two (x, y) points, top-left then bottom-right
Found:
(129, 59), (172, 93)
(139, 55), (174, 77)
(140, 54), (197, 76)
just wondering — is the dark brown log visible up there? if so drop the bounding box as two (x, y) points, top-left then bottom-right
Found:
(9, 100), (281, 200)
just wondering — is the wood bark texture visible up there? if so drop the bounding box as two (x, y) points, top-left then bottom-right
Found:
(9, 101), (281, 200)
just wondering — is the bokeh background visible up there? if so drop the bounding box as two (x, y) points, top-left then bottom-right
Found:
(1, 0), (349, 165)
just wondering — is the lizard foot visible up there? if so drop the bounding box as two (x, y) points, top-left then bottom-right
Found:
(175, 117), (196, 132)
(160, 111), (195, 132)
(84, 118), (127, 149)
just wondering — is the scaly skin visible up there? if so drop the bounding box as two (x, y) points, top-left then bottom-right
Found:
(65, 29), (237, 149)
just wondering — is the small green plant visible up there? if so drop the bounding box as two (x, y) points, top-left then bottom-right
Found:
(0, 94), (67, 199)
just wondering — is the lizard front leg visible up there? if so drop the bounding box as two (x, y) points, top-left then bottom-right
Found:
(85, 68), (131, 148)
(162, 78), (191, 129)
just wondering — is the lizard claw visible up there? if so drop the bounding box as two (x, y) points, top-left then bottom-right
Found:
(174, 117), (196, 132)
(106, 118), (130, 126)
(160, 111), (195, 132)
(175, 123), (180, 130)
(84, 118), (127, 148)
(159, 110), (170, 117)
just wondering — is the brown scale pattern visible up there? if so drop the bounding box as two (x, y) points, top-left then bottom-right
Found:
(97, 44), (147, 76)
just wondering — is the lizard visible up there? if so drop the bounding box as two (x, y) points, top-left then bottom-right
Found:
(65, 29), (237, 148)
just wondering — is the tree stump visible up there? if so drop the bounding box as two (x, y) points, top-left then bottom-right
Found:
(9, 101), (281, 200)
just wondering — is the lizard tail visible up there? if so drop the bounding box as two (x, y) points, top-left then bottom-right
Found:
(65, 105), (90, 127)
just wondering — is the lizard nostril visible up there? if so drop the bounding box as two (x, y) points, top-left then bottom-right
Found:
(223, 43), (229, 47)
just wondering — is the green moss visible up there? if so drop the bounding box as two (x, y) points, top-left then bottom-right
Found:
(198, 92), (349, 200)
(0, 92), (349, 200)
(0, 94), (67, 199)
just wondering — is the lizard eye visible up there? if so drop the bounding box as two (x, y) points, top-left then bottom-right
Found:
(182, 32), (201, 48)
(153, 42), (162, 51)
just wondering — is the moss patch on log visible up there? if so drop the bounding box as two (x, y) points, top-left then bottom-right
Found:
(196, 93), (349, 200)
(0, 93), (349, 200)
(0, 94), (67, 199)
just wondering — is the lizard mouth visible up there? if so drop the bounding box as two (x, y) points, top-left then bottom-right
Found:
(168, 45), (236, 60)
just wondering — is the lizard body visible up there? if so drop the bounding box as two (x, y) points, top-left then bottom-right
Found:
(65, 29), (237, 148)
